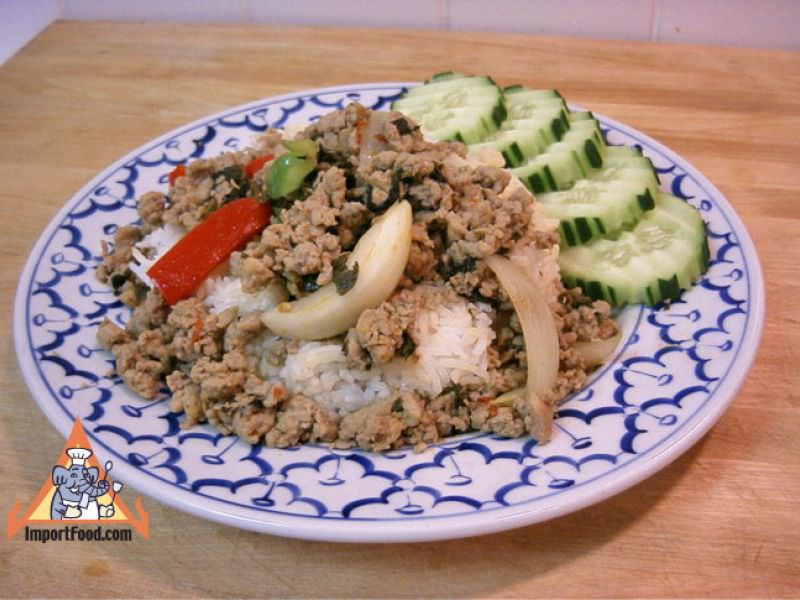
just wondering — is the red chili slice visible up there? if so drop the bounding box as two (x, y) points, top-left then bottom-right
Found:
(244, 154), (274, 179)
(168, 164), (186, 186)
(147, 197), (271, 305)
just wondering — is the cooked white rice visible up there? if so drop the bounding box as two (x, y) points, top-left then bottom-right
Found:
(384, 299), (495, 397)
(204, 276), (287, 315)
(125, 170), (559, 419)
(265, 340), (393, 416)
(510, 240), (561, 306)
(255, 298), (495, 416)
(129, 223), (185, 287)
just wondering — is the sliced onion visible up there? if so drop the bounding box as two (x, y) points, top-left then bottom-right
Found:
(261, 200), (412, 340)
(490, 387), (524, 407)
(486, 255), (560, 442)
(573, 332), (621, 368)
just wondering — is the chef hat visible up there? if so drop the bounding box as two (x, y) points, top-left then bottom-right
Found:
(66, 447), (93, 466)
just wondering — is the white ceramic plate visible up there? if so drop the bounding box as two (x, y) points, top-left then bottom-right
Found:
(14, 83), (764, 542)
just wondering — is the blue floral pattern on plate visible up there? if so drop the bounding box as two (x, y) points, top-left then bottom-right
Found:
(14, 84), (764, 542)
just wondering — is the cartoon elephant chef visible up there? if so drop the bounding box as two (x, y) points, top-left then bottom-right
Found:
(50, 448), (115, 520)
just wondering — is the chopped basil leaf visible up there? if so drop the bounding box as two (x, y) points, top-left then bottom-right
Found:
(300, 273), (320, 293)
(398, 332), (416, 358)
(334, 260), (359, 295)
(391, 117), (417, 135)
(110, 273), (127, 290)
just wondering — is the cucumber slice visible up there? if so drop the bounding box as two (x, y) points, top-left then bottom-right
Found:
(403, 73), (496, 97)
(498, 111), (570, 149)
(468, 108), (571, 166)
(504, 86), (564, 101)
(427, 71), (481, 83)
(468, 130), (547, 167)
(512, 151), (584, 194)
(506, 97), (568, 120)
(558, 192), (709, 307)
(396, 86), (504, 109)
(393, 75), (507, 143)
(602, 145), (655, 170)
(538, 176), (658, 246)
(424, 112), (497, 144)
(511, 115), (607, 192)
(604, 145), (643, 159)
(567, 111), (595, 122)
(538, 157), (661, 246)
(502, 89), (570, 144)
(553, 118), (606, 172)
(503, 88), (565, 116)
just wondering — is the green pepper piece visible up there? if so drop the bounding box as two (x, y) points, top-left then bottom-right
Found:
(265, 139), (319, 199)
(282, 138), (318, 159)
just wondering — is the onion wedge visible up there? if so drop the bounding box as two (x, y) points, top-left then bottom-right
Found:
(486, 255), (560, 442)
(574, 332), (621, 368)
(261, 200), (412, 340)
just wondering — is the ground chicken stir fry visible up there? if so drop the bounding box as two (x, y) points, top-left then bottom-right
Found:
(96, 103), (618, 452)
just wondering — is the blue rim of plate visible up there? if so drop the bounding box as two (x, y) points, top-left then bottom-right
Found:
(13, 83), (765, 542)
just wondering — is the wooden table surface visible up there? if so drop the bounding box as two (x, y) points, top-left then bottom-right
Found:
(1, 21), (798, 598)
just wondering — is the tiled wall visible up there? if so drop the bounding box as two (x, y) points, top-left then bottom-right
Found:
(3, 0), (799, 65)
(0, 0), (59, 64)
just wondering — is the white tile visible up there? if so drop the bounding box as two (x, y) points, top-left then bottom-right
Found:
(656, 0), (800, 50)
(448, 0), (654, 40)
(62, 0), (248, 23)
(0, 0), (60, 65)
(248, 0), (443, 29)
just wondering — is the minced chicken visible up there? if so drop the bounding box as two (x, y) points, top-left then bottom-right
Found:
(96, 103), (618, 452)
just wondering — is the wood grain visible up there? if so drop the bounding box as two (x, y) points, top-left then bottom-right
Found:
(1, 21), (798, 598)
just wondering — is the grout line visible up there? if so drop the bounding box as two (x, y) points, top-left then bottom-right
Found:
(650, 0), (663, 42)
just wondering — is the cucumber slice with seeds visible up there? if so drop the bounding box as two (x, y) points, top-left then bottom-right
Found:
(503, 90), (570, 144)
(558, 192), (709, 307)
(393, 74), (506, 144)
(512, 151), (583, 193)
(511, 114), (607, 192)
(602, 145), (656, 171)
(468, 129), (549, 166)
(538, 156), (661, 246)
